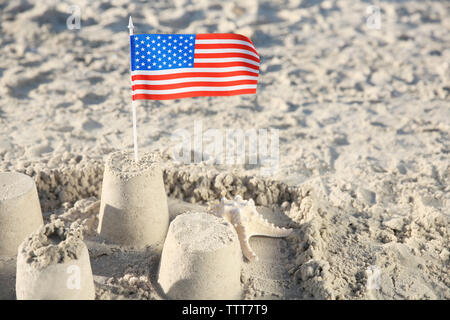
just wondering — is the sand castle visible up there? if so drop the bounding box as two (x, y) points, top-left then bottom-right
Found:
(0, 152), (300, 300)
(0, 172), (43, 256)
(98, 151), (169, 248)
(158, 212), (242, 300)
(16, 220), (95, 300)
(96, 152), (297, 299)
(0, 154), (301, 300)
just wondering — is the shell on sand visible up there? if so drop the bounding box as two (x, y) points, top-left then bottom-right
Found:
(210, 195), (293, 262)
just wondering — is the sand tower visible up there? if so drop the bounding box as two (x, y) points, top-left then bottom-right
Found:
(0, 172), (43, 256)
(16, 220), (95, 300)
(158, 212), (242, 299)
(98, 151), (169, 248)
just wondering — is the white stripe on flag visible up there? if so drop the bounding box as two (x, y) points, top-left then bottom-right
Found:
(132, 76), (258, 85)
(195, 49), (259, 58)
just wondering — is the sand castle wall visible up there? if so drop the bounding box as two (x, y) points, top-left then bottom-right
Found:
(15, 155), (308, 212)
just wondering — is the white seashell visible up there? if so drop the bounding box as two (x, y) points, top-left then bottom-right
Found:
(210, 196), (293, 262)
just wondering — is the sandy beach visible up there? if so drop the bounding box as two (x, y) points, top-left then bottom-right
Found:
(0, 0), (448, 300)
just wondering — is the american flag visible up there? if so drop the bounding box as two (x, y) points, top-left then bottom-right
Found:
(130, 33), (260, 100)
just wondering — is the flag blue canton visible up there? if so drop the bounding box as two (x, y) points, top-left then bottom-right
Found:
(130, 34), (196, 71)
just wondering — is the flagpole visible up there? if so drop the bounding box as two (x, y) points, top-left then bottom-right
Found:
(128, 16), (138, 162)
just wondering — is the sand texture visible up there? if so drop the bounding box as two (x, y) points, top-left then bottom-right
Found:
(106, 150), (160, 180)
(0, 0), (449, 300)
(0, 172), (35, 201)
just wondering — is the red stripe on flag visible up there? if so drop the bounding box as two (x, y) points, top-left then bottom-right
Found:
(196, 34), (252, 42)
(194, 52), (260, 63)
(132, 80), (257, 91)
(132, 89), (256, 100)
(131, 70), (258, 81)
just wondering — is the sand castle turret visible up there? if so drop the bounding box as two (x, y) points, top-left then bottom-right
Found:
(158, 212), (242, 299)
(16, 220), (95, 300)
(0, 172), (44, 256)
(98, 151), (169, 248)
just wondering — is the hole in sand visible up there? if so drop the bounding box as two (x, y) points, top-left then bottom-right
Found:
(46, 232), (64, 246)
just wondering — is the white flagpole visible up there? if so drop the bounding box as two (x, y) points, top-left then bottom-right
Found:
(128, 16), (138, 162)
